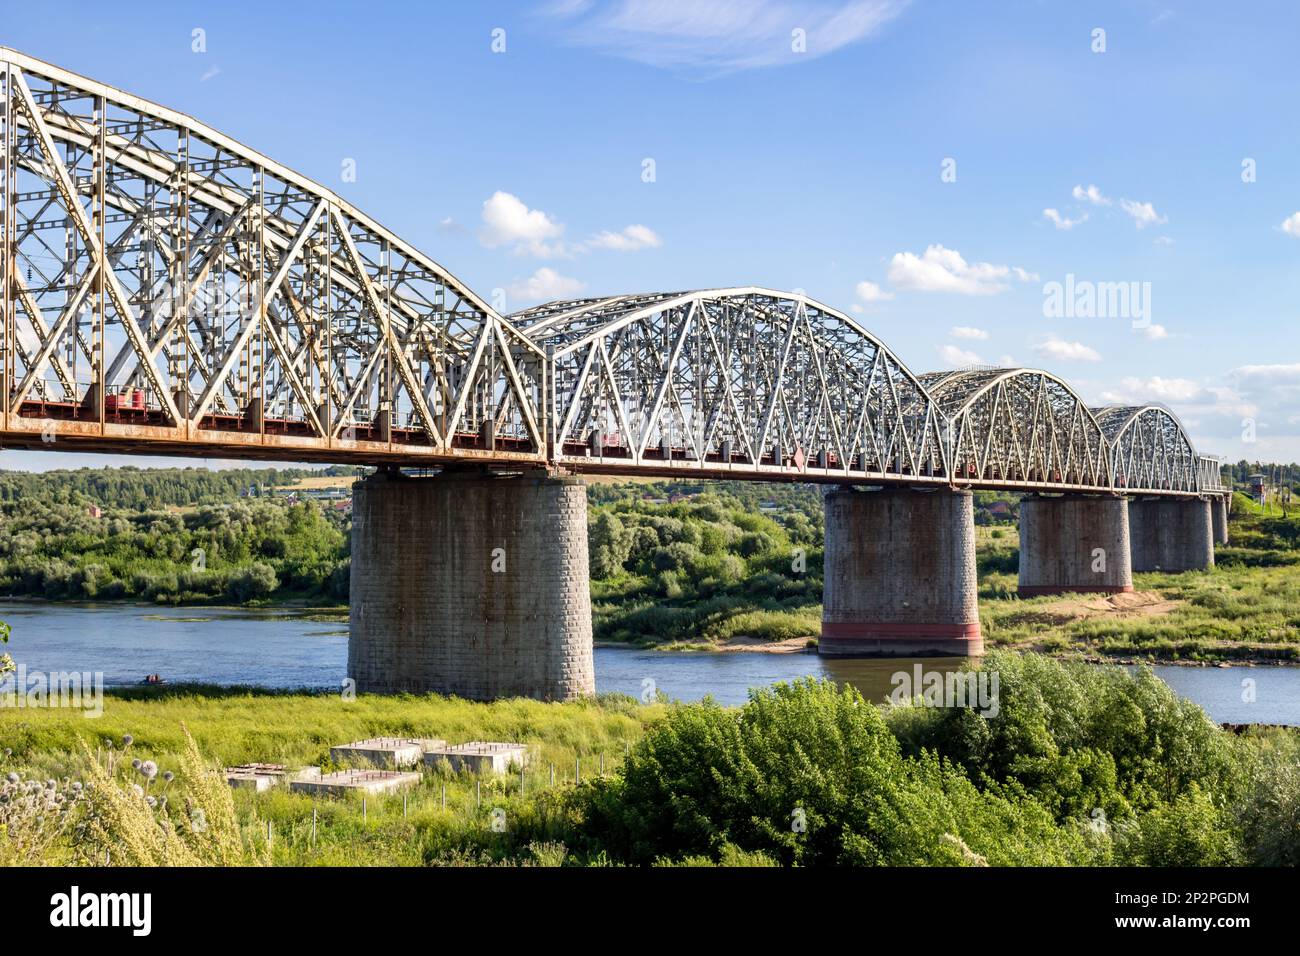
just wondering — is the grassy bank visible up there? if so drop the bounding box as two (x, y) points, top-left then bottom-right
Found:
(1, 687), (664, 866)
(3, 653), (1297, 867)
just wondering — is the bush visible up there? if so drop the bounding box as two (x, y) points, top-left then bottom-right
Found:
(225, 562), (278, 603)
(1232, 741), (1300, 866)
(1113, 787), (1242, 866)
(576, 678), (1095, 866)
(884, 652), (1233, 819)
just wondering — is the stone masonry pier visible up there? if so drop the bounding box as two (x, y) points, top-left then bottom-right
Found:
(821, 486), (982, 657)
(1018, 494), (1133, 596)
(348, 471), (595, 701)
(1128, 496), (1215, 572)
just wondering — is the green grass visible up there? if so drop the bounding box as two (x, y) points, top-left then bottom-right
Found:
(0, 687), (666, 866)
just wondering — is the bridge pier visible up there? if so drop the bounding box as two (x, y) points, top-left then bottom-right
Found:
(1212, 494), (1230, 545)
(1017, 494), (1132, 596)
(1127, 497), (1215, 572)
(347, 470), (595, 700)
(821, 486), (982, 657)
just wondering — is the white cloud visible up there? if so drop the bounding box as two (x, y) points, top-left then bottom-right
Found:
(950, 326), (988, 340)
(1032, 336), (1101, 362)
(1280, 212), (1300, 237)
(479, 191), (566, 256)
(887, 244), (1037, 295)
(1119, 198), (1168, 229)
(1103, 376), (1203, 403)
(1139, 323), (1169, 341)
(1043, 208), (1087, 230)
(582, 224), (663, 251)
(1072, 184), (1110, 206)
(1231, 363), (1300, 384)
(937, 344), (983, 368)
(547, 0), (909, 73)
(854, 279), (893, 303)
(479, 192), (662, 257)
(506, 267), (586, 302)
(1153, 235), (1174, 245)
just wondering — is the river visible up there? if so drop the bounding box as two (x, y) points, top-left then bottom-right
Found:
(1, 602), (1297, 725)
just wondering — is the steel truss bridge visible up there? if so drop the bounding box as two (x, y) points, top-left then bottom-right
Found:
(0, 49), (1224, 498)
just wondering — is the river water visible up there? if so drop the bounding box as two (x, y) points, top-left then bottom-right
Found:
(1, 602), (1297, 725)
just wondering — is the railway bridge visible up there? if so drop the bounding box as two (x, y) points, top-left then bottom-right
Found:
(0, 49), (1229, 699)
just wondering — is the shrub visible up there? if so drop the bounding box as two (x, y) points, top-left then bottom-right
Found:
(576, 678), (1095, 866)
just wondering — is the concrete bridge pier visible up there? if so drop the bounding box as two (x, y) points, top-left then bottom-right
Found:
(1017, 494), (1132, 596)
(1212, 494), (1230, 545)
(347, 470), (595, 701)
(1127, 496), (1215, 572)
(821, 486), (982, 657)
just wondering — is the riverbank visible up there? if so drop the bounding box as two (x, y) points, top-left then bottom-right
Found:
(3, 652), (1297, 867)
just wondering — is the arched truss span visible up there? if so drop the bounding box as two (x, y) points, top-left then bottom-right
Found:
(0, 48), (545, 461)
(1090, 404), (1202, 494)
(0, 48), (1225, 492)
(918, 368), (1111, 489)
(513, 288), (949, 481)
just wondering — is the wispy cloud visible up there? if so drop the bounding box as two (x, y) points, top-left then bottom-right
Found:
(506, 267), (586, 303)
(1032, 336), (1101, 362)
(1119, 198), (1167, 229)
(938, 344), (984, 368)
(479, 191), (661, 257)
(1072, 184), (1110, 206)
(582, 224), (663, 251)
(950, 326), (988, 340)
(887, 244), (1037, 295)
(543, 0), (909, 74)
(854, 279), (893, 304)
(1043, 207), (1087, 230)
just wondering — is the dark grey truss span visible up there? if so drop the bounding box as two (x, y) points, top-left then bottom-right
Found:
(0, 48), (1224, 497)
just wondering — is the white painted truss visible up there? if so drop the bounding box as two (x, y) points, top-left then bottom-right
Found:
(0, 48), (1225, 496)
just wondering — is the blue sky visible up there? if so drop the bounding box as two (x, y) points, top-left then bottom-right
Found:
(1, 0), (1298, 470)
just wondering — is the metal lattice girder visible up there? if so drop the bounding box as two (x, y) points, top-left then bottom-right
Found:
(1090, 404), (1202, 494)
(0, 47), (1227, 493)
(917, 368), (1112, 489)
(0, 47), (545, 463)
(513, 288), (949, 481)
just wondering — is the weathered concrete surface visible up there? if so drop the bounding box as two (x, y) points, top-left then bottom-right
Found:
(330, 738), (443, 769)
(424, 742), (529, 774)
(1018, 495), (1132, 596)
(348, 472), (595, 701)
(821, 487), (982, 657)
(1128, 497), (1215, 572)
(289, 770), (420, 797)
(1212, 494), (1230, 545)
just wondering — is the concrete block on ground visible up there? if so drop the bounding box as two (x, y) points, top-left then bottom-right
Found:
(423, 742), (530, 774)
(224, 763), (287, 792)
(289, 769), (421, 797)
(329, 737), (445, 768)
